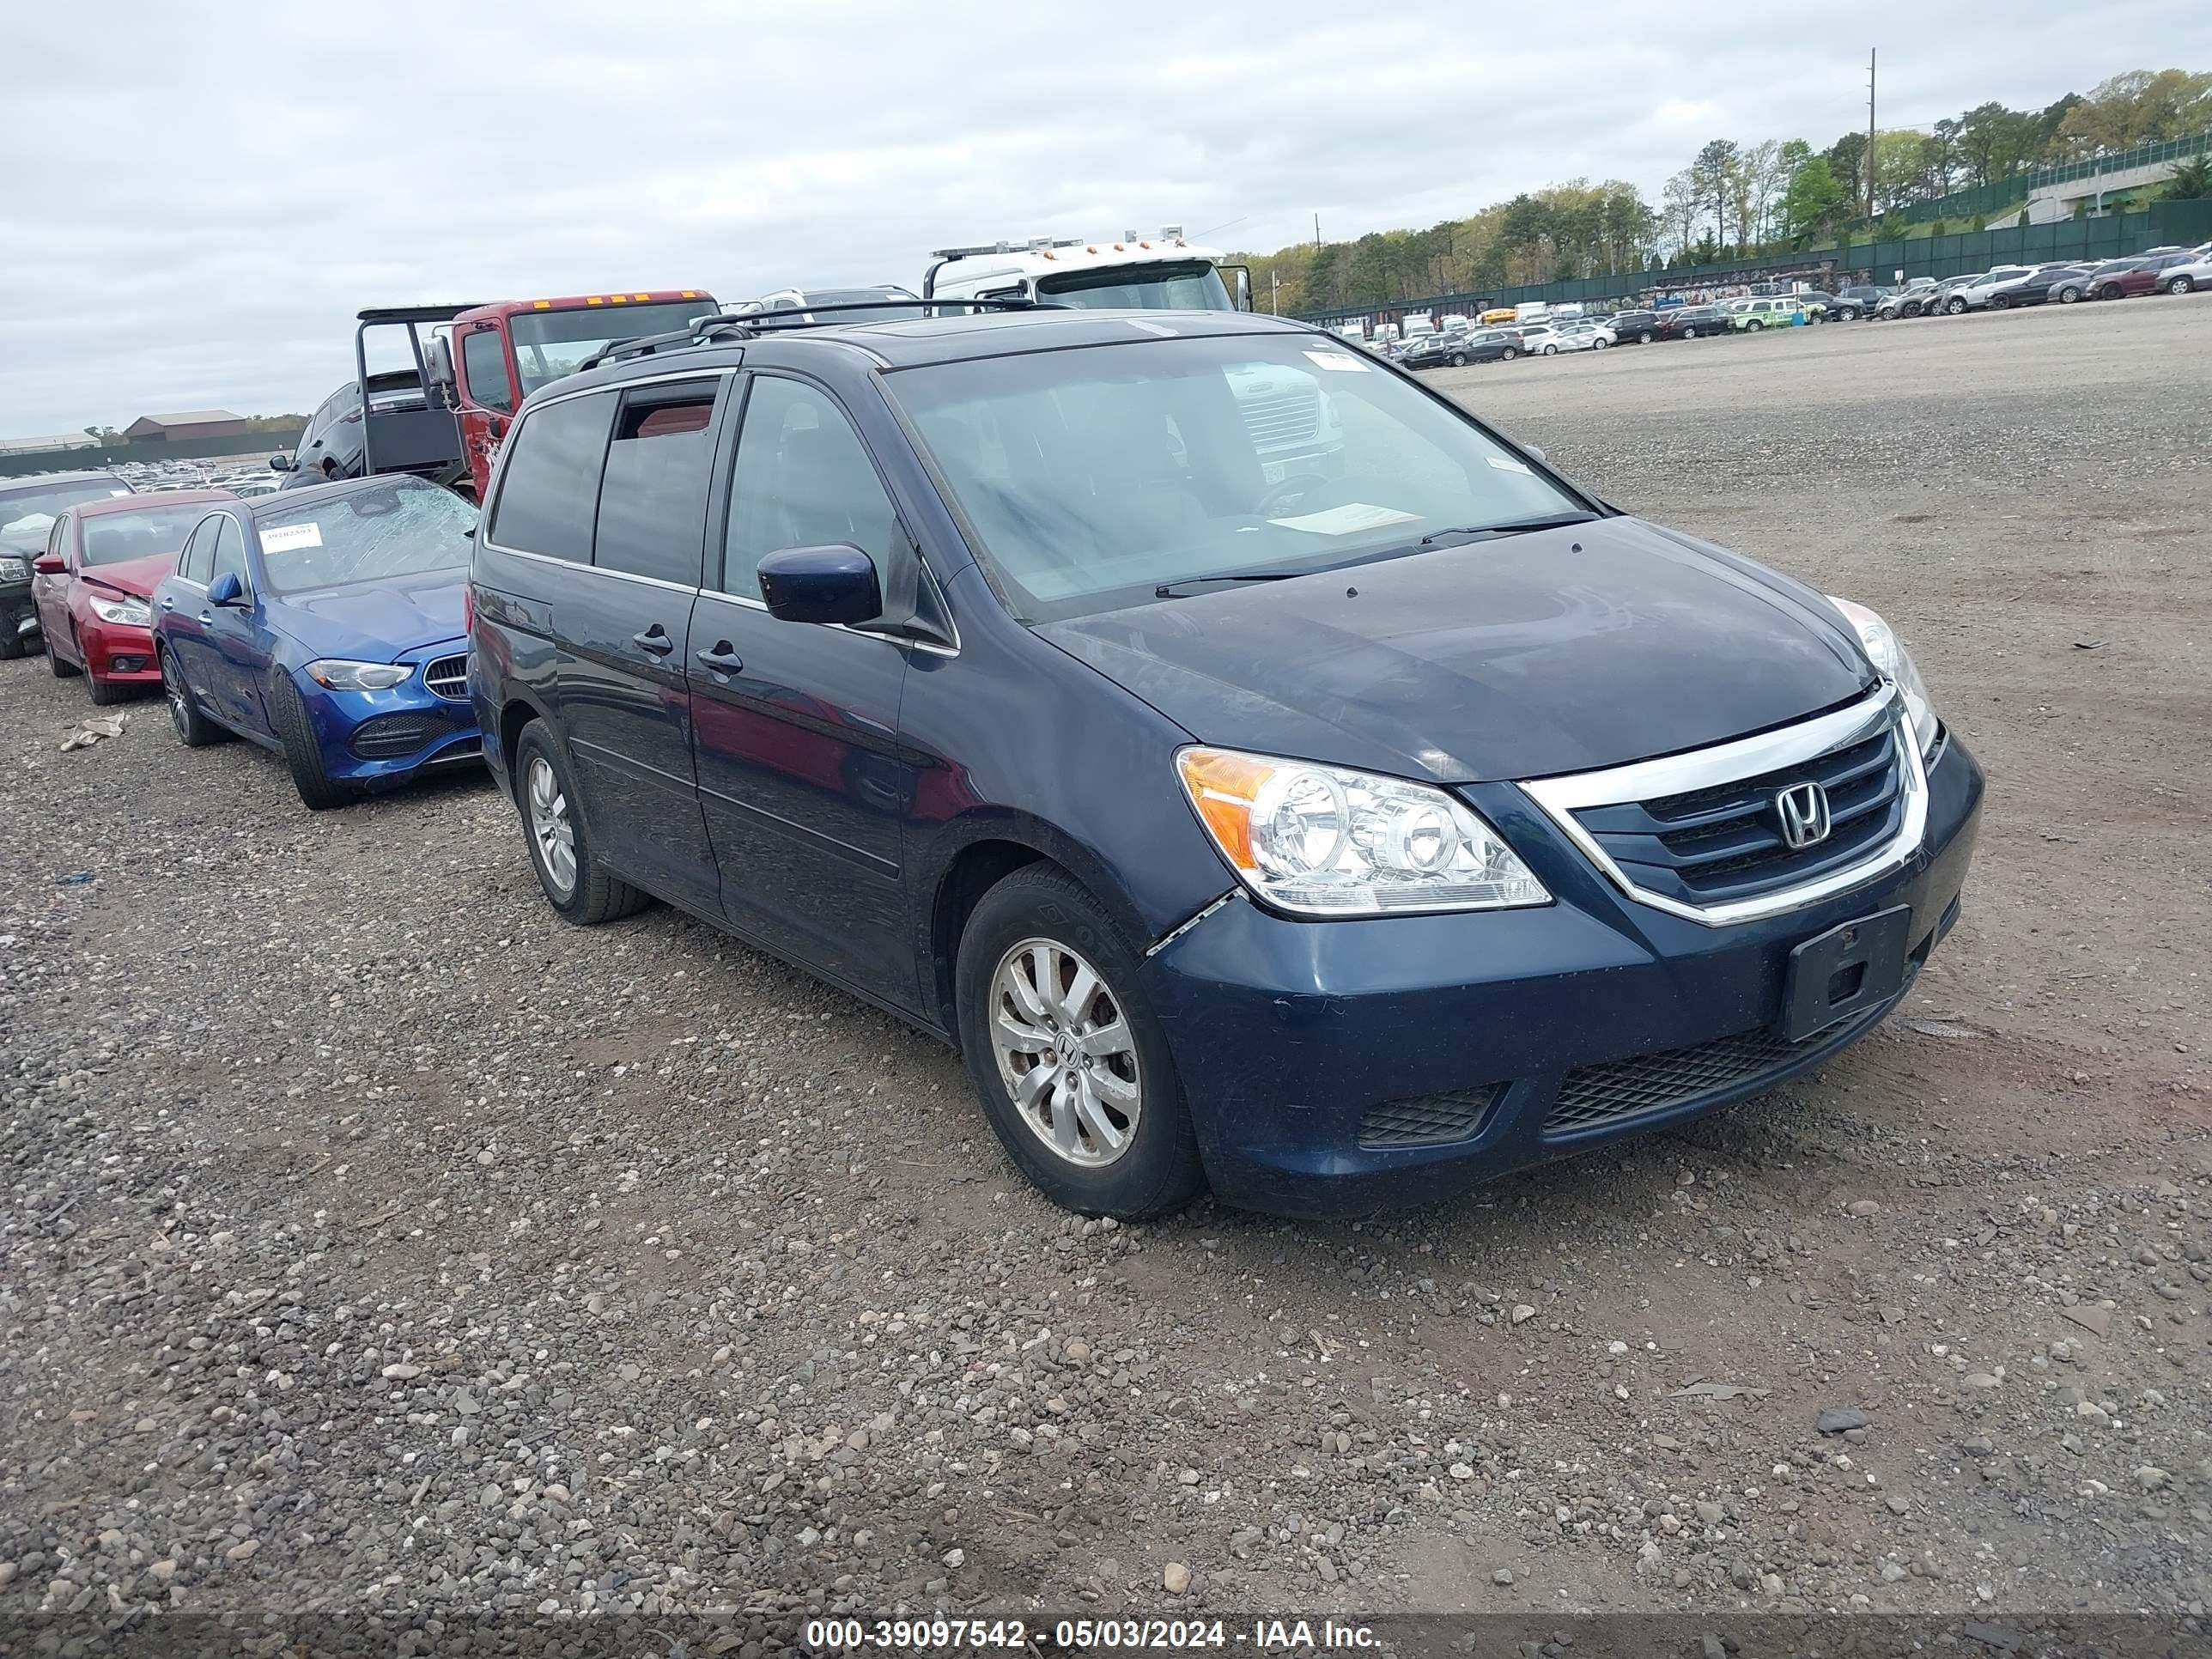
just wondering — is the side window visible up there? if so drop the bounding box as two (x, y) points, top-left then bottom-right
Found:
(210, 517), (248, 591)
(461, 329), (515, 415)
(485, 391), (617, 563)
(721, 378), (898, 600)
(48, 516), (70, 566)
(178, 520), (214, 583)
(592, 380), (719, 586)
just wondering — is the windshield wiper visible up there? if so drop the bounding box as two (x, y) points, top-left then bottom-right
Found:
(1419, 510), (1600, 546)
(1153, 570), (1311, 598)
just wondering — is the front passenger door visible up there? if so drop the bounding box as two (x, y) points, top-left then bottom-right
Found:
(687, 374), (919, 1007)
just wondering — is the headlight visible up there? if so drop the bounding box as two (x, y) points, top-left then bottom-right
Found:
(1176, 746), (1550, 917)
(303, 659), (413, 691)
(89, 594), (152, 627)
(1827, 597), (1940, 756)
(0, 556), (27, 582)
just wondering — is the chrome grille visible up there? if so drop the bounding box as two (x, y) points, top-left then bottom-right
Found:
(1237, 385), (1322, 453)
(1520, 691), (1926, 927)
(1570, 726), (1906, 908)
(1358, 1085), (1503, 1150)
(423, 653), (469, 702)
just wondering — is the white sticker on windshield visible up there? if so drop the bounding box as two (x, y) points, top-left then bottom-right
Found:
(1304, 350), (1370, 373)
(1267, 503), (1421, 537)
(260, 522), (324, 552)
(1486, 455), (1533, 475)
(109, 489), (131, 496)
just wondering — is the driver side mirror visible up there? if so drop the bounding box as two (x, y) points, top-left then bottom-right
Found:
(269, 453), (293, 473)
(208, 571), (246, 608)
(1230, 264), (1255, 313)
(33, 554), (65, 575)
(757, 544), (881, 626)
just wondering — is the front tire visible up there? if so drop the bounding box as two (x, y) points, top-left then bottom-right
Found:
(1449, 353), (1467, 367)
(159, 646), (222, 747)
(1542, 343), (1558, 355)
(1744, 320), (1762, 331)
(956, 866), (1205, 1219)
(2057, 286), (2080, 304)
(87, 672), (131, 707)
(2167, 275), (2194, 295)
(513, 721), (648, 924)
(267, 668), (355, 811)
(1946, 297), (1967, 314)
(51, 631), (82, 678)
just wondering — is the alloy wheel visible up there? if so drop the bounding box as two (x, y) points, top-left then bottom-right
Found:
(526, 756), (578, 897)
(164, 664), (189, 737)
(987, 938), (1142, 1169)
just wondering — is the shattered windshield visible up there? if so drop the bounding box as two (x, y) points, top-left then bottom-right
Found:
(252, 479), (477, 595)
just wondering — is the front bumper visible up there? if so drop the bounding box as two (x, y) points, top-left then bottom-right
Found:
(298, 641), (484, 787)
(1142, 732), (1984, 1218)
(79, 617), (161, 684)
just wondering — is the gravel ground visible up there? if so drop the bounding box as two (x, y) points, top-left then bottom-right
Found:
(3, 295), (2209, 1645)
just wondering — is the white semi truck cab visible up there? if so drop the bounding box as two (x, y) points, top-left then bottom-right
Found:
(921, 228), (1253, 312)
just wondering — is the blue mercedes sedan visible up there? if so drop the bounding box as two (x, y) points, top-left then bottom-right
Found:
(150, 475), (483, 809)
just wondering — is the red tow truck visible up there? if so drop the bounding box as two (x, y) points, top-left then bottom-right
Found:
(343, 289), (719, 501)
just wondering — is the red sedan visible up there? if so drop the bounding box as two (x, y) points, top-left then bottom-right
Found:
(31, 490), (234, 703)
(2094, 252), (2201, 300)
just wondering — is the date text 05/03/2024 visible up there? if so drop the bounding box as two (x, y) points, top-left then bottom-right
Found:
(801, 1618), (1380, 1650)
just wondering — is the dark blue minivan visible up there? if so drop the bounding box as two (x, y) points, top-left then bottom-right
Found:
(469, 306), (1982, 1219)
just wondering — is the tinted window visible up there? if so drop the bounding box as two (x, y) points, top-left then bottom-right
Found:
(82, 502), (212, 566)
(253, 479), (478, 595)
(592, 380), (719, 585)
(1, 477), (130, 544)
(462, 330), (515, 415)
(722, 378), (897, 600)
(178, 520), (215, 583)
(210, 516), (248, 591)
(488, 391), (616, 562)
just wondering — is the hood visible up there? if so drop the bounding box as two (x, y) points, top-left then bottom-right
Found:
(1035, 516), (1875, 784)
(271, 571), (467, 659)
(79, 552), (178, 599)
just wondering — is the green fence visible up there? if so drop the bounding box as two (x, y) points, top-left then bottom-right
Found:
(1304, 200), (2211, 325)
(1856, 129), (2212, 231)
(0, 428), (303, 480)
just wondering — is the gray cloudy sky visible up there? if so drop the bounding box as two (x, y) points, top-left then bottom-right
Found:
(4, 0), (2206, 435)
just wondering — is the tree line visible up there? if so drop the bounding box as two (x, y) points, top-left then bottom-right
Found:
(1237, 68), (2211, 314)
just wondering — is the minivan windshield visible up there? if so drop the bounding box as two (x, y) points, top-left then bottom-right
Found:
(252, 478), (478, 594)
(890, 331), (1587, 621)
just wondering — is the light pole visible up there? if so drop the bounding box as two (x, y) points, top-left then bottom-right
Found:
(1271, 271), (1279, 314)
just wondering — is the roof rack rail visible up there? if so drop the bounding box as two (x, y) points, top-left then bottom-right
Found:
(579, 298), (1063, 371)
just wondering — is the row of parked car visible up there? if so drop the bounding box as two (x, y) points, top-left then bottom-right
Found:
(3, 299), (1986, 1225)
(1869, 240), (2212, 318)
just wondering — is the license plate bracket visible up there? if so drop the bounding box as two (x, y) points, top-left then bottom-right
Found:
(1778, 905), (1912, 1042)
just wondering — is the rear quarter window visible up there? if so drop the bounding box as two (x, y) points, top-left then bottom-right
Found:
(487, 392), (617, 563)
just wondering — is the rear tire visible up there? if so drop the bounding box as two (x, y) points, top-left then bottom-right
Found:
(267, 668), (355, 811)
(512, 721), (648, 924)
(1591, 337), (1608, 348)
(1500, 346), (1517, 361)
(159, 646), (222, 747)
(1638, 329), (1655, 343)
(955, 865), (1206, 1220)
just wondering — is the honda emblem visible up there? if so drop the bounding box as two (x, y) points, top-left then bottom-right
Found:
(1776, 781), (1832, 850)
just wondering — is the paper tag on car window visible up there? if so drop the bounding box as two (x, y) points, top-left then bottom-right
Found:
(1486, 455), (1533, 475)
(1304, 350), (1369, 373)
(260, 522), (323, 552)
(1268, 503), (1420, 536)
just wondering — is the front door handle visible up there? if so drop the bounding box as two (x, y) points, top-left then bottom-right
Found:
(695, 644), (744, 676)
(632, 625), (676, 657)
(160, 595), (175, 611)
(198, 611), (214, 626)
